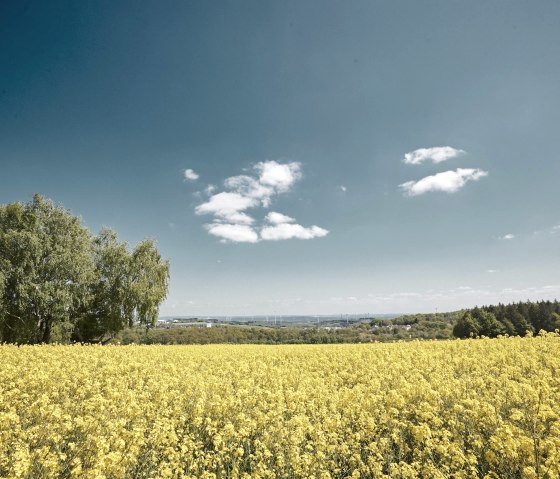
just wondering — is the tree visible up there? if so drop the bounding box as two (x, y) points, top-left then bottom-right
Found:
(0, 195), (94, 343)
(550, 313), (560, 331)
(74, 230), (170, 342)
(509, 309), (534, 336)
(129, 239), (170, 329)
(0, 195), (170, 344)
(74, 228), (134, 342)
(453, 312), (480, 338)
(472, 310), (505, 338)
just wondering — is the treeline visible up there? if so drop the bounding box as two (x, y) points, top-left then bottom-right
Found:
(0, 195), (169, 344)
(370, 313), (456, 341)
(453, 300), (560, 338)
(115, 319), (455, 345)
(371, 311), (462, 327)
(116, 325), (374, 345)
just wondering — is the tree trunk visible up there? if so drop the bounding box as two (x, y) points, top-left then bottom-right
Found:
(41, 317), (52, 343)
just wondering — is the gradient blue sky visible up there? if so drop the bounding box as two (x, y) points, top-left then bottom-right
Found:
(1, 1), (559, 316)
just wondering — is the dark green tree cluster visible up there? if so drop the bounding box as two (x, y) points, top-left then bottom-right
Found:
(0, 195), (169, 344)
(453, 301), (560, 338)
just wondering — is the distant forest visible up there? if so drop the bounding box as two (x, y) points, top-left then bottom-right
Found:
(452, 300), (560, 338)
(376, 300), (560, 339)
(117, 300), (560, 345)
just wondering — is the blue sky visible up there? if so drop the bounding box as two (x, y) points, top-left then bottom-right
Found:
(1, 0), (559, 315)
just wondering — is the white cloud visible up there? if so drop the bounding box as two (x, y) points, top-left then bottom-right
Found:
(200, 161), (301, 216)
(205, 223), (259, 243)
(266, 212), (295, 224)
(261, 223), (328, 241)
(195, 160), (327, 243)
(256, 160), (302, 192)
(400, 168), (488, 196)
(403, 146), (466, 165)
(220, 212), (255, 225)
(205, 184), (216, 195)
(224, 175), (275, 207)
(362, 284), (560, 310)
(534, 224), (560, 236)
(195, 192), (258, 217)
(340, 185), (347, 192)
(500, 234), (515, 240)
(258, 284), (560, 315)
(487, 269), (499, 273)
(499, 285), (560, 298)
(184, 168), (199, 181)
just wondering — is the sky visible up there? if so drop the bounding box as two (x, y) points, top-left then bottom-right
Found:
(1, 0), (560, 316)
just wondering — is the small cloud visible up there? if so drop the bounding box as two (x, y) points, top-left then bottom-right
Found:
(260, 223), (328, 241)
(500, 234), (515, 240)
(400, 168), (488, 196)
(534, 224), (560, 236)
(487, 269), (499, 273)
(403, 146), (466, 165)
(184, 168), (199, 181)
(205, 184), (216, 195)
(340, 185), (347, 192)
(205, 223), (259, 243)
(266, 212), (295, 224)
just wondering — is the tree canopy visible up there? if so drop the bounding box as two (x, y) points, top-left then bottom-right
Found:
(0, 195), (169, 344)
(453, 300), (560, 338)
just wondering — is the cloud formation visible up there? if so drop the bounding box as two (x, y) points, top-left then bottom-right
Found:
(500, 234), (515, 240)
(194, 161), (328, 243)
(266, 212), (295, 224)
(261, 223), (328, 241)
(403, 146), (465, 165)
(400, 168), (488, 196)
(195, 192), (257, 224)
(184, 168), (199, 181)
(257, 160), (302, 191)
(205, 223), (259, 243)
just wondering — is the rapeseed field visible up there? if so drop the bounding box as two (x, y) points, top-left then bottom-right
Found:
(1, 335), (559, 478)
